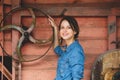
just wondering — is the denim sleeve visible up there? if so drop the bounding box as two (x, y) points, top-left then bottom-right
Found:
(54, 46), (64, 56)
(69, 47), (85, 80)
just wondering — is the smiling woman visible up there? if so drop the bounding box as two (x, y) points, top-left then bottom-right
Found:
(49, 16), (85, 80)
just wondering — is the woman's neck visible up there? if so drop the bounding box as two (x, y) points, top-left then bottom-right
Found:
(65, 39), (75, 47)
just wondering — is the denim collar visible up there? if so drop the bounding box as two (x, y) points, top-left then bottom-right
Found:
(65, 40), (78, 53)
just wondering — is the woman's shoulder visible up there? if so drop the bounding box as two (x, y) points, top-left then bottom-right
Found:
(74, 40), (83, 50)
(71, 41), (84, 55)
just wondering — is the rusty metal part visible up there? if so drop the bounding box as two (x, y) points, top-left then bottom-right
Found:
(111, 40), (120, 49)
(90, 49), (120, 80)
(0, 6), (54, 62)
(108, 22), (116, 34)
(112, 71), (120, 80)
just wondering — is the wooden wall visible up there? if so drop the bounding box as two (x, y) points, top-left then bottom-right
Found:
(0, 0), (120, 80)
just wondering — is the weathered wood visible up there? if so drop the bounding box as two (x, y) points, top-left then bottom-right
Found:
(22, 69), (56, 80)
(3, 0), (11, 5)
(19, 3), (120, 16)
(0, 5), (2, 15)
(11, 0), (21, 8)
(102, 50), (120, 80)
(117, 17), (120, 48)
(0, 1), (120, 80)
(0, 4), (3, 56)
(22, 55), (57, 80)
(12, 5), (22, 80)
(108, 15), (117, 50)
(21, 1), (120, 7)
(21, 4), (111, 17)
(112, 8), (120, 16)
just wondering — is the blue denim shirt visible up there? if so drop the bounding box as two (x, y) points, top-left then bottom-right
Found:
(54, 40), (85, 80)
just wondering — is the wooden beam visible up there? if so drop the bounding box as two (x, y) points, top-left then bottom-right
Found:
(20, 3), (120, 17)
(3, 3), (120, 17)
(12, 7), (22, 80)
(20, 4), (112, 17)
(0, 5), (3, 55)
(21, 2), (120, 7)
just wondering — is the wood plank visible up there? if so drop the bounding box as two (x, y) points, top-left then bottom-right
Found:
(4, 40), (12, 55)
(0, 43), (2, 55)
(22, 55), (58, 70)
(22, 69), (56, 80)
(117, 16), (120, 48)
(21, 1), (120, 7)
(79, 26), (107, 39)
(11, 0), (21, 8)
(3, 0), (11, 5)
(117, 17), (120, 38)
(0, 5), (3, 56)
(0, 5), (2, 15)
(80, 39), (107, 54)
(11, 7), (21, 80)
(111, 8), (120, 16)
(76, 17), (107, 40)
(22, 0), (75, 4)
(19, 4), (119, 16)
(20, 4), (112, 16)
(83, 69), (91, 80)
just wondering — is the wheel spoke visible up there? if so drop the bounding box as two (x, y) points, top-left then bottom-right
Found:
(0, 25), (24, 33)
(29, 35), (36, 43)
(27, 8), (36, 33)
(16, 36), (25, 62)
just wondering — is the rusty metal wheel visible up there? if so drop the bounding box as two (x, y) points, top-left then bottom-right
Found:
(90, 49), (120, 80)
(0, 6), (54, 62)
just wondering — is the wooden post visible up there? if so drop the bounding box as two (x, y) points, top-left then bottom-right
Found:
(11, 0), (21, 80)
(108, 8), (117, 50)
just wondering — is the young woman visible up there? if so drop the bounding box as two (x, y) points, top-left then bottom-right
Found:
(49, 16), (85, 80)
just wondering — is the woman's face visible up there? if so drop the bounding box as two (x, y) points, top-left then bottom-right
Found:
(60, 20), (76, 41)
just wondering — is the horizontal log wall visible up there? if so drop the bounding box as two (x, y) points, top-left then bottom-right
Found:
(0, 1), (120, 80)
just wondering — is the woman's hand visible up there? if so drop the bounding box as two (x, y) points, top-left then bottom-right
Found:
(48, 15), (59, 48)
(48, 15), (57, 28)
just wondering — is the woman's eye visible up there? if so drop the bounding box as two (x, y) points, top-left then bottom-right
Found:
(60, 26), (64, 29)
(67, 26), (72, 29)
(68, 27), (71, 29)
(60, 26), (71, 29)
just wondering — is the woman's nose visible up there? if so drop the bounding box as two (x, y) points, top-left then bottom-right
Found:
(64, 28), (68, 31)
(63, 28), (68, 32)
